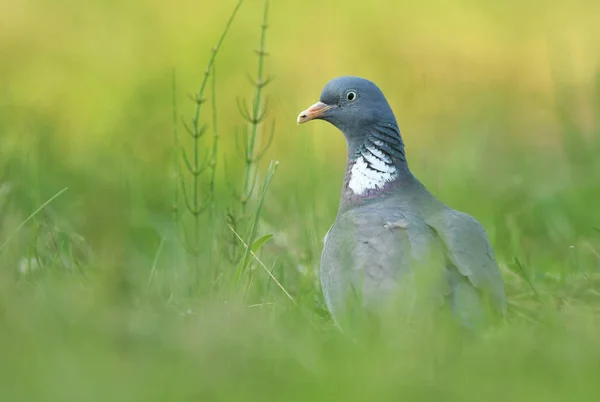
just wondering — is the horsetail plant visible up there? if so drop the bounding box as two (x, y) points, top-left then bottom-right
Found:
(174, 0), (242, 264)
(171, 0), (281, 296)
(235, 0), (275, 213)
(171, 70), (180, 232)
(230, 0), (279, 290)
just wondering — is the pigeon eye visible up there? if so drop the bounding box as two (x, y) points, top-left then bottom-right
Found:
(345, 90), (357, 102)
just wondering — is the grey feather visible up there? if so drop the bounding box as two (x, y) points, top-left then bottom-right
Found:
(425, 209), (507, 313)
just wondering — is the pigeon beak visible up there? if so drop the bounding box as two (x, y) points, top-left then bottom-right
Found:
(297, 101), (334, 124)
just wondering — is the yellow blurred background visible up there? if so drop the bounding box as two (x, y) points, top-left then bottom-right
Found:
(2, 0), (599, 165)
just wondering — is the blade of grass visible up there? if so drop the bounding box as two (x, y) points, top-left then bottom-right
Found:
(0, 187), (69, 252)
(147, 236), (166, 287)
(228, 222), (296, 305)
(240, 160), (278, 272)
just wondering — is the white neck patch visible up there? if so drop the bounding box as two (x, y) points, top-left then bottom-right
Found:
(348, 152), (398, 195)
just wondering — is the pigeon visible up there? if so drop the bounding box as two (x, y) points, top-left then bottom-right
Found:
(297, 76), (506, 331)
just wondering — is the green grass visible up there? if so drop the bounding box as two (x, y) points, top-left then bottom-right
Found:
(1, 0), (600, 400)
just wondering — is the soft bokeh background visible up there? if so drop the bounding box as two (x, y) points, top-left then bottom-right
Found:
(1, 0), (600, 400)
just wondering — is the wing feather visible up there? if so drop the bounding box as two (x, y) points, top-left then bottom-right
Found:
(426, 209), (506, 313)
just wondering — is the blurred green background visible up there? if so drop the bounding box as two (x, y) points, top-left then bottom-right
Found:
(1, 0), (600, 401)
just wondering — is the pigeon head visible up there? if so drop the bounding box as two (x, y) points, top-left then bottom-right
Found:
(297, 76), (397, 138)
(297, 76), (408, 198)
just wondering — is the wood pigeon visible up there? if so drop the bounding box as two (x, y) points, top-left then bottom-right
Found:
(297, 76), (506, 331)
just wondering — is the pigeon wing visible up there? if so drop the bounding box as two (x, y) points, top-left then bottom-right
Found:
(425, 208), (506, 314)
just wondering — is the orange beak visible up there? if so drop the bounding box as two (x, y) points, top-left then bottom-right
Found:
(297, 101), (334, 124)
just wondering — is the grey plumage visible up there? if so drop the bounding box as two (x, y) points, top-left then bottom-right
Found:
(298, 76), (506, 331)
